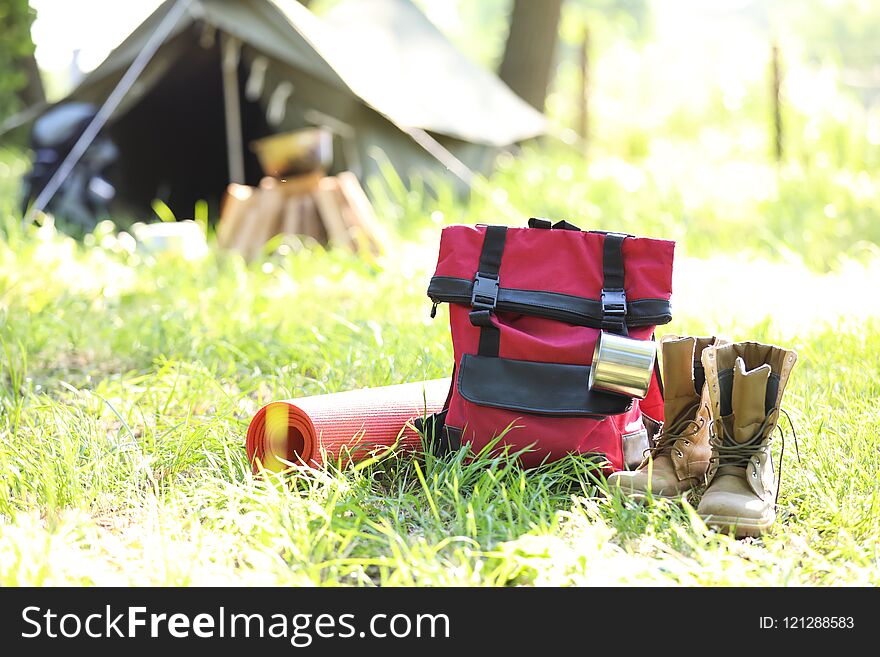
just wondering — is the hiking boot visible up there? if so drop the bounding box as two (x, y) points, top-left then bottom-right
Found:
(697, 342), (798, 537)
(607, 335), (726, 499)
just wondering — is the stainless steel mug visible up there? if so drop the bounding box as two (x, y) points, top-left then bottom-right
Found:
(588, 331), (657, 399)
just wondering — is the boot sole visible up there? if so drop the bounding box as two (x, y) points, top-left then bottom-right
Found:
(617, 490), (690, 502)
(699, 512), (775, 538)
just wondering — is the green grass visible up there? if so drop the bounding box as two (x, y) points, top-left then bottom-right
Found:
(1, 205), (878, 585)
(368, 136), (880, 273)
(5, 0), (880, 586)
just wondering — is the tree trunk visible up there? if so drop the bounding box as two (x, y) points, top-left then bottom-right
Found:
(498, 0), (563, 112)
(16, 52), (46, 106)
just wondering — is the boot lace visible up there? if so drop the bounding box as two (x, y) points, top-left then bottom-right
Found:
(645, 399), (704, 460)
(709, 407), (801, 505)
(775, 408), (801, 505)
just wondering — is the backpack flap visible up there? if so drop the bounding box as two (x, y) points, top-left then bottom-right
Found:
(457, 355), (632, 417)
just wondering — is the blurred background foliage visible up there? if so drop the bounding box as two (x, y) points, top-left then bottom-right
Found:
(411, 0), (880, 270)
(2, 1), (879, 587)
(4, 0), (880, 270)
(0, 0), (41, 119)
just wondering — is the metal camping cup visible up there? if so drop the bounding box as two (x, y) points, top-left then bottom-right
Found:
(588, 331), (657, 399)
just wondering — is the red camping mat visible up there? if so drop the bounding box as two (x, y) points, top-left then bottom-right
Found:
(246, 379), (450, 472)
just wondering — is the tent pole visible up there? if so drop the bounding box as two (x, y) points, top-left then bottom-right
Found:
(25, 0), (193, 224)
(402, 126), (475, 186)
(221, 33), (246, 185)
(402, 126), (522, 223)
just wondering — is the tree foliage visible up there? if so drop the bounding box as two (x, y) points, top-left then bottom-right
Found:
(786, 0), (880, 71)
(0, 0), (38, 119)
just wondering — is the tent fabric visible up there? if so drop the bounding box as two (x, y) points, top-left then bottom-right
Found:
(14, 0), (547, 216)
(72, 0), (546, 146)
(70, 0), (350, 118)
(197, 0), (349, 91)
(287, 0), (547, 146)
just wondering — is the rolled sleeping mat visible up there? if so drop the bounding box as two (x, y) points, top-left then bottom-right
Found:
(246, 378), (450, 472)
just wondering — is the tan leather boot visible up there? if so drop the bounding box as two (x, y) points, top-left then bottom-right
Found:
(608, 335), (725, 499)
(697, 342), (798, 537)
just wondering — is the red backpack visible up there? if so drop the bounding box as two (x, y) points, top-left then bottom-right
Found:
(424, 219), (675, 472)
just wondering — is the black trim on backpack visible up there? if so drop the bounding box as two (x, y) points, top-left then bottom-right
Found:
(457, 354), (633, 417)
(652, 333), (665, 397)
(443, 425), (462, 452)
(412, 409), (463, 457)
(470, 225), (507, 357)
(412, 364), (461, 457)
(428, 276), (672, 328)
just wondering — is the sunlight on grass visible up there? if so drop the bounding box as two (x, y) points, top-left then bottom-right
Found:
(673, 255), (880, 337)
(5, 0), (880, 587)
(1, 213), (878, 585)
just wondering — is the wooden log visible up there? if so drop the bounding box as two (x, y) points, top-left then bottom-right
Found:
(281, 196), (302, 236)
(248, 181), (285, 260)
(313, 176), (352, 249)
(299, 193), (326, 243)
(328, 177), (373, 255)
(233, 181), (277, 256)
(230, 201), (261, 258)
(217, 183), (256, 249)
(336, 171), (388, 252)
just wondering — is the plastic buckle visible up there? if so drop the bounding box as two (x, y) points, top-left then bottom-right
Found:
(601, 288), (627, 317)
(471, 273), (499, 310)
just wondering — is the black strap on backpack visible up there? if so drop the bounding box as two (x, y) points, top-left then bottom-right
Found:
(599, 232), (628, 336)
(470, 225), (507, 357)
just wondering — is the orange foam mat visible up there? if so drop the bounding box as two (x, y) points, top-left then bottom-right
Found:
(246, 379), (450, 472)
